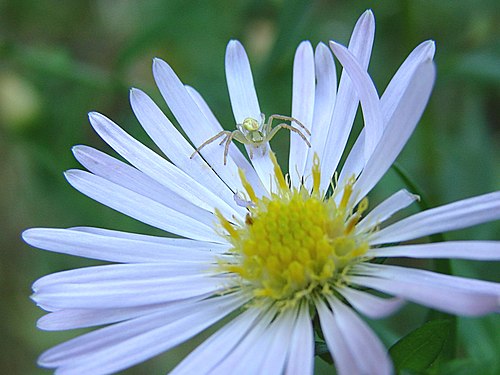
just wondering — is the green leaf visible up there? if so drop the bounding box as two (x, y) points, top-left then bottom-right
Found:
(314, 339), (333, 365)
(389, 319), (451, 373)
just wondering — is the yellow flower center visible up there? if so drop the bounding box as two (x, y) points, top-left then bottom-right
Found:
(217, 154), (369, 306)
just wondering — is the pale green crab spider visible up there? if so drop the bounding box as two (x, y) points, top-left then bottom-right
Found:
(190, 114), (311, 165)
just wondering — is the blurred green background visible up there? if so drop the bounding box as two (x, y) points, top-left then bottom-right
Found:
(1, 0), (499, 374)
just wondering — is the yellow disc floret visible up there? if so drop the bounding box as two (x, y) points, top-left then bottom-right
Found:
(217, 153), (369, 306)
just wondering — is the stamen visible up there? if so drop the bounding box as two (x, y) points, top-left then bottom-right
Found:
(215, 209), (240, 240)
(269, 152), (288, 191)
(312, 154), (321, 195)
(238, 169), (258, 203)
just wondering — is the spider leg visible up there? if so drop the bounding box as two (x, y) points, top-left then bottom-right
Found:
(267, 123), (311, 147)
(190, 131), (231, 159)
(223, 131), (237, 165)
(219, 133), (230, 146)
(229, 130), (259, 159)
(268, 114), (311, 135)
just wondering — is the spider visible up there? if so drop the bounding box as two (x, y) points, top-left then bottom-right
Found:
(190, 114), (311, 165)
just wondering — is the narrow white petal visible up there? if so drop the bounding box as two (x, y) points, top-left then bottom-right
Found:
(304, 42), (336, 188)
(352, 60), (436, 204)
(130, 88), (246, 214)
(371, 191), (500, 245)
(65, 170), (220, 242)
(87, 112), (238, 219)
(356, 189), (419, 233)
(256, 309), (296, 375)
(39, 298), (202, 366)
(329, 41), (384, 162)
(34, 276), (224, 310)
(222, 41), (275, 192)
(41, 293), (246, 374)
(381, 40), (436, 122)
(225, 39), (261, 123)
(352, 263), (500, 316)
(336, 286), (405, 318)
(73, 145), (237, 222)
(38, 307), (161, 331)
(327, 296), (392, 375)
(319, 9), (375, 192)
(33, 266), (229, 310)
(171, 308), (261, 375)
(368, 241), (500, 260)
(152, 58), (246, 193)
(316, 299), (358, 375)
(339, 41), (435, 182)
(209, 307), (276, 374)
(37, 298), (201, 331)
(289, 41), (315, 187)
(337, 130), (365, 185)
(33, 262), (219, 289)
(285, 303), (314, 375)
(245, 143), (276, 194)
(74, 145), (176, 206)
(185, 85), (266, 197)
(22, 227), (228, 263)
(68, 225), (224, 245)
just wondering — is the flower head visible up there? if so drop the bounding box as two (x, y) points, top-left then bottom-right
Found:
(23, 10), (500, 375)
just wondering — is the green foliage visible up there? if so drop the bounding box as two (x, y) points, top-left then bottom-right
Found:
(389, 319), (451, 373)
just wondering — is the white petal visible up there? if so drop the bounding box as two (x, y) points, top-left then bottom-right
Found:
(88, 112), (238, 219)
(352, 263), (500, 316)
(129, 88), (246, 214)
(329, 41), (384, 163)
(339, 41), (435, 182)
(356, 189), (419, 233)
(289, 41), (315, 187)
(185, 85), (266, 197)
(336, 286), (405, 318)
(152, 58), (246, 193)
(319, 9), (375, 193)
(368, 241), (500, 260)
(65, 169), (220, 242)
(285, 303), (314, 375)
(244, 142), (276, 194)
(327, 296), (392, 375)
(337, 130), (365, 186)
(225, 39), (261, 123)
(304, 42), (337, 187)
(256, 309), (296, 375)
(67, 225), (225, 245)
(39, 298), (200, 366)
(171, 308), (261, 375)
(371, 191), (500, 245)
(209, 307), (276, 374)
(22, 227), (228, 263)
(73, 145), (237, 222)
(316, 299), (358, 375)
(352, 60), (436, 205)
(33, 262), (218, 290)
(37, 299), (202, 331)
(381, 40), (436, 122)
(33, 265), (228, 309)
(38, 308), (152, 331)
(40, 293), (246, 374)
(224, 40), (276, 193)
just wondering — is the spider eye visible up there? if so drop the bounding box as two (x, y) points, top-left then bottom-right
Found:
(242, 118), (259, 131)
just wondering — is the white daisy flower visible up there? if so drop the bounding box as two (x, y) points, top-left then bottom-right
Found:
(23, 10), (500, 375)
